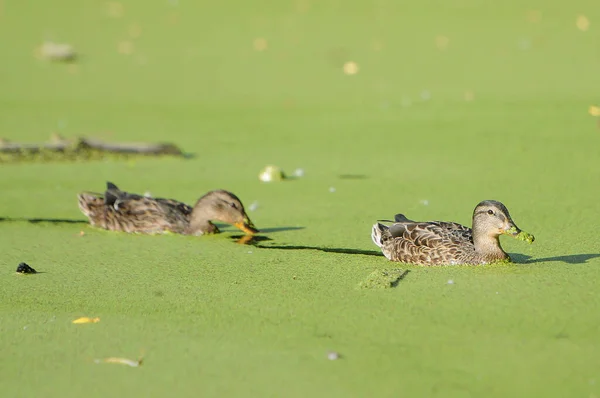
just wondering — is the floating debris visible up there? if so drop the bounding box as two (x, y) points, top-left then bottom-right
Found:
(420, 199), (429, 206)
(0, 135), (185, 163)
(328, 187), (336, 193)
(372, 40), (384, 52)
(327, 351), (341, 360)
(37, 41), (77, 62)
(526, 10), (542, 24)
(359, 269), (407, 289)
(16, 262), (37, 274)
(576, 15), (590, 31)
(259, 165), (285, 182)
(94, 356), (142, 367)
(343, 61), (359, 75)
(78, 231), (85, 237)
(435, 35), (449, 50)
(72, 317), (100, 324)
(128, 23), (142, 39)
(117, 40), (134, 55)
(248, 201), (259, 212)
(447, 279), (455, 285)
(106, 1), (124, 18)
(589, 105), (600, 116)
(253, 38), (268, 51)
(292, 168), (305, 178)
(517, 38), (532, 51)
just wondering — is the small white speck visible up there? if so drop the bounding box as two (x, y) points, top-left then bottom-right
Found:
(293, 168), (305, 177)
(401, 96), (412, 107)
(248, 201), (259, 212)
(329, 187), (336, 193)
(23, 326), (28, 330)
(247, 251), (253, 254)
(518, 38), (532, 50)
(327, 351), (340, 360)
(144, 191), (152, 198)
(447, 279), (454, 285)
(496, 292), (499, 294)
(420, 90), (431, 101)
(420, 199), (429, 206)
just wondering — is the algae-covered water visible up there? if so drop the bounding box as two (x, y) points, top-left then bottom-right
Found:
(1, 1), (600, 397)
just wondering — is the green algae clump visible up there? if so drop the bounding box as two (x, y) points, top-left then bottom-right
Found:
(515, 230), (535, 244)
(359, 269), (406, 289)
(505, 227), (535, 244)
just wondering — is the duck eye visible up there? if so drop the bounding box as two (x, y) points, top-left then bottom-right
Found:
(230, 202), (238, 209)
(487, 209), (494, 215)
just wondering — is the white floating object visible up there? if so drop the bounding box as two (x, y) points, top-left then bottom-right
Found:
(292, 168), (305, 178)
(248, 201), (259, 212)
(329, 187), (336, 193)
(447, 279), (454, 285)
(39, 41), (76, 62)
(144, 191), (152, 198)
(327, 351), (340, 360)
(420, 199), (429, 206)
(259, 165), (284, 182)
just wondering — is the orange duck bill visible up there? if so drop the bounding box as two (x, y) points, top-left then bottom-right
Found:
(234, 215), (259, 235)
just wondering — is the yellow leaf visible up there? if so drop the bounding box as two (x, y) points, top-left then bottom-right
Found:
(589, 106), (600, 117)
(72, 317), (100, 324)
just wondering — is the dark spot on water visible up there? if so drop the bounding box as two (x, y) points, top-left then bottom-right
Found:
(16, 262), (37, 274)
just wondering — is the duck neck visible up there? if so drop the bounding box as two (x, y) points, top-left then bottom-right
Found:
(472, 226), (508, 262)
(187, 205), (219, 235)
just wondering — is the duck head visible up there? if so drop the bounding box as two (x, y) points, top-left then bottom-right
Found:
(190, 190), (258, 235)
(472, 200), (524, 238)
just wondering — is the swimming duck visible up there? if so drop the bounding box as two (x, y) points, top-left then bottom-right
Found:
(78, 182), (258, 236)
(371, 200), (534, 265)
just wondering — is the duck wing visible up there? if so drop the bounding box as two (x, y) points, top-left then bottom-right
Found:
(390, 221), (472, 246)
(100, 182), (191, 233)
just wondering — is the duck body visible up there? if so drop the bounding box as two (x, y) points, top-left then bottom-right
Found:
(371, 200), (534, 266)
(78, 182), (258, 236)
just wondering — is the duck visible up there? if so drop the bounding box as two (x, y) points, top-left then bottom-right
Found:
(78, 182), (258, 236)
(371, 200), (534, 265)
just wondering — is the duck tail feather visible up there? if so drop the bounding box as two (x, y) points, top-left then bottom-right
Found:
(105, 182), (122, 207)
(371, 222), (391, 248)
(394, 213), (412, 223)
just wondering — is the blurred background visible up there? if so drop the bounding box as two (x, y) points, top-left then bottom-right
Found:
(0, 0), (598, 238)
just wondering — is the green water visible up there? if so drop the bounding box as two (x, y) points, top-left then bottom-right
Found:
(1, 0), (599, 396)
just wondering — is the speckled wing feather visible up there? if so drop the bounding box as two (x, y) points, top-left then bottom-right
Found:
(103, 195), (190, 234)
(383, 221), (475, 265)
(78, 184), (193, 234)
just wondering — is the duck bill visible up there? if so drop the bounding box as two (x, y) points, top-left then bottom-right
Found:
(235, 215), (259, 235)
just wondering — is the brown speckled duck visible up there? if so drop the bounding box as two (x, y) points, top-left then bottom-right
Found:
(78, 182), (258, 236)
(371, 200), (534, 265)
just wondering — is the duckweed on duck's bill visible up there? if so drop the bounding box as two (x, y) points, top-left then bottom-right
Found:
(515, 230), (535, 244)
